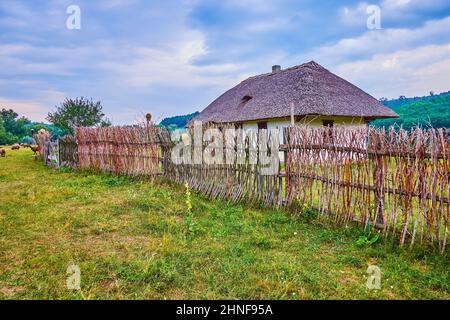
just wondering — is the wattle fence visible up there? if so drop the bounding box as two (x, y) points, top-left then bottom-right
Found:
(35, 125), (449, 252)
(59, 135), (78, 167)
(284, 126), (449, 253)
(165, 127), (284, 207)
(74, 127), (171, 176)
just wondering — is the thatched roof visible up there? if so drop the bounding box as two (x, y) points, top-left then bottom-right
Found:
(192, 61), (398, 124)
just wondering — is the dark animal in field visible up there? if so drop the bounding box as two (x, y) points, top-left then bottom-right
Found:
(22, 143), (31, 148)
(11, 144), (20, 150)
(29, 145), (39, 155)
(0, 148), (5, 157)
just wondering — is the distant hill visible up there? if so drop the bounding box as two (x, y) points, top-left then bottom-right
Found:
(372, 91), (450, 130)
(159, 112), (199, 129)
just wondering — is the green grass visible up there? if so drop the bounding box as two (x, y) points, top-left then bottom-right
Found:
(0, 147), (449, 299)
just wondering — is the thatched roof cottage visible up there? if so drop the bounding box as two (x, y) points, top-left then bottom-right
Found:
(192, 61), (398, 131)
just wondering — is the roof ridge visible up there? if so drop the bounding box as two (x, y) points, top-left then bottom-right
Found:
(242, 61), (327, 83)
(301, 60), (325, 69)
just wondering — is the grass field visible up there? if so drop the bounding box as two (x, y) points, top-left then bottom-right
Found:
(0, 147), (449, 299)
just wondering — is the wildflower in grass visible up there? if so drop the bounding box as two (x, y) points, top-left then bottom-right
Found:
(185, 181), (192, 215)
(184, 181), (196, 236)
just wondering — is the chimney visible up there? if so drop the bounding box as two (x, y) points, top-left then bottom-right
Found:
(272, 65), (281, 73)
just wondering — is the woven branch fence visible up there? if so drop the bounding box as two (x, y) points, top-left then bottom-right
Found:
(165, 126), (283, 207)
(75, 126), (171, 176)
(284, 126), (449, 253)
(35, 125), (448, 251)
(59, 135), (79, 167)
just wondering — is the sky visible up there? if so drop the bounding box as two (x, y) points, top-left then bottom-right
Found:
(0, 0), (449, 124)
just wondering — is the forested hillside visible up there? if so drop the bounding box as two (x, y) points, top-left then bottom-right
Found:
(159, 112), (199, 129)
(372, 91), (450, 130)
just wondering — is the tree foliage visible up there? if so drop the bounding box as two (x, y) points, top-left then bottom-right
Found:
(159, 111), (199, 129)
(0, 109), (27, 145)
(1, 97), (112, 145)
(1, 108), (31, 138)
(372, 91), (450, 130)
(0, 108), (67, 145)
(0, 118), (17, 145)
(47, 97), (111, 133)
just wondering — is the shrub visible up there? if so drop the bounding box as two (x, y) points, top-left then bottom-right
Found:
(20, 136), (33, 144)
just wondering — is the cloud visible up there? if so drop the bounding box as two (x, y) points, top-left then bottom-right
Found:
(220, 0), (282, 13)
(0, 97), (49, 122)
(380, 0), (450, 11)
(98, 33), (244, 89)
(0, 43), (96, 77)
(99, 0), (137, 9)
(292, 15), (450, 99)
(333, 43), (450, 98)
(340, 2), (372, 27)
(0, 0), (449, 124)
(340, 0), (450, 27)
(243, 18), (290, 33)
(301, 16), (450, 65)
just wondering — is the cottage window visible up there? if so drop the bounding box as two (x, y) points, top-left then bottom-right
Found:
(240, 95), (253, 106)
(257, 121), (267, 130)
(322, 120), (334, 127)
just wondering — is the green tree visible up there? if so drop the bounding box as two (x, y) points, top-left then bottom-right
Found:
(0, 118), (17, 145)
(47, 97), (111, 133)
(1, 108), (31, 138)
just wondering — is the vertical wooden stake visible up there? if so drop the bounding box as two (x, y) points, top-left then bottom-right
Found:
(146, 113), (152, 141)
(290, 103), (295, 126)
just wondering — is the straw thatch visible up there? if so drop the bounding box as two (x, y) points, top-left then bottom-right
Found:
(192, 61), (398, 124)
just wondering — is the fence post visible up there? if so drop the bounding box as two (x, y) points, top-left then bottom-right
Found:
(58, 138), (61, 167)
(55, 139), (60, 168)
(282, 127), (288, 206)
(371, 131), (384, 228)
